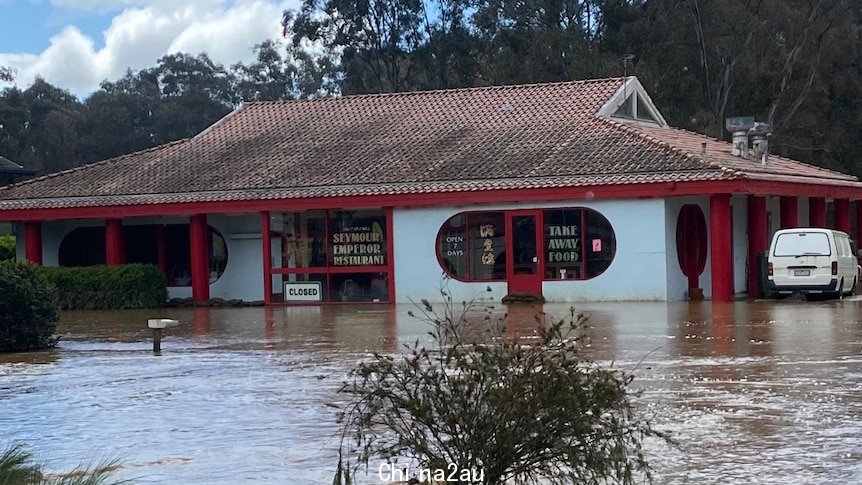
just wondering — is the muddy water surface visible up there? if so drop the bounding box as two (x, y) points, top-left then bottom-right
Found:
(2, 300), (861, 483)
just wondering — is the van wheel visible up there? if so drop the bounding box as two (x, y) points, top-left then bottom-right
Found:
(837, 279), (844, 300)
(852, 278), (858, 295)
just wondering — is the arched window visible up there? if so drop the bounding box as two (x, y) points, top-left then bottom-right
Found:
(59, 227), (106, 266)
(58, 224), (228, 286)
(436, 208), (616, 281)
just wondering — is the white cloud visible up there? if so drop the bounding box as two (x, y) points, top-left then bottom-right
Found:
(1, 0), (298, 98)
(168, 1), (286, 66)
(50, 0), (222, 12)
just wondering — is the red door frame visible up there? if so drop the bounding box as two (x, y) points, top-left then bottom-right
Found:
(504, 209), (544, 295)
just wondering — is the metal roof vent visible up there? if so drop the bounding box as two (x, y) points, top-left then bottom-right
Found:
(725, 117), (754, 158)
(750, 121), (772, 166)
(725, 117), (772, 165)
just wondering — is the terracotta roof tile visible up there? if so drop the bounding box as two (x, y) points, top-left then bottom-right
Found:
(0, 77), (856, 211)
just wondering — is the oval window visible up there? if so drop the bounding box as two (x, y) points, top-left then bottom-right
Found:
(436, 208), (616, 281)
(675, 204), (708, 289)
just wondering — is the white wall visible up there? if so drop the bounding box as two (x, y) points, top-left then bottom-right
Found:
(665, 196), (749, 300)
(732, 195), (748, 295)
(208, 214), (263, 302)
(393, 199), (669, 304)
(38, 214), (264, 302)
(767, 196), (781, 239)
(798, 197), (810, 226)
(664, 197), (711, 301)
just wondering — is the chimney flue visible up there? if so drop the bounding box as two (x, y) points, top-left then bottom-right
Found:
(731, 131), (749, 158)
(749, 121), (772, 166)
(725, 117), (755, 158)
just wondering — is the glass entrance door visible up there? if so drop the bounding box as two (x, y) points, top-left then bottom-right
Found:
(505, 210), (543, 295)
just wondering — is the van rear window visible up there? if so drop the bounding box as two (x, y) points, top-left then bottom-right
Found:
(773, 232), (831, 256)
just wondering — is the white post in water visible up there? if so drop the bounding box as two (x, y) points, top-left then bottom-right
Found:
(148, 319), (179, 353)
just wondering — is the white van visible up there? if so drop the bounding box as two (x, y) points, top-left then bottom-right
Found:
(768, 228), (861, 299)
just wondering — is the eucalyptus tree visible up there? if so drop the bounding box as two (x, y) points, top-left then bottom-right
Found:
(233, 40), (296, 101)
(286, 0), (480, 94)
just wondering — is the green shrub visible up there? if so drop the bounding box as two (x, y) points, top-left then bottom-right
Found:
(334, 290), (667, 485)
(0, 235), (14, 261)
(39, 264), (167, 310)
(0, 261), (60, 352)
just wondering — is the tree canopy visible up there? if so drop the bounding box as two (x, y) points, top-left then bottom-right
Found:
(0, 45), (298, 174)
(0, 0), (859, 178)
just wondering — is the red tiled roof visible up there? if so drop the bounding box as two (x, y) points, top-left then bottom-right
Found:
(629, 124), (855, 182)
(0, 77), (857, 211)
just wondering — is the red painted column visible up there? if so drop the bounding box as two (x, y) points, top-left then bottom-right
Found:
(834, 199), (851, 233)
(710, 194), (733, 302)
(189, 214), (210, 302)
(747, 196), (768, 299)
(809, 197), (827, 228)
(156, 225), (167, 275)
(261, 212), (272, 305)
(24, 221), (43, 265)
(779, 196), (798, 229)
(105, 219), (125, 266)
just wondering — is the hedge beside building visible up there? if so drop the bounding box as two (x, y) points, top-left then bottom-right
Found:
(0, 261), (59, 352)
(39, 264), (168, 310)
(0, 235), (14, 260)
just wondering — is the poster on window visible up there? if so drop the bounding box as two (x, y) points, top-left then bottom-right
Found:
(331, 221), (386, 266)
(546, 224), (581, 263)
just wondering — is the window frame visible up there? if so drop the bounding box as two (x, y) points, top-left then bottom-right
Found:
(436, 207), (616, 282)
(267, 208), (394, 304)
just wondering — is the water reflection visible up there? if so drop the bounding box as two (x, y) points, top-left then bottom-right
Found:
(1, 301), (861, 484)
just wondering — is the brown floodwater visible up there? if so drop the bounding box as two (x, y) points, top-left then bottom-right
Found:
(2, 299), (861, 484)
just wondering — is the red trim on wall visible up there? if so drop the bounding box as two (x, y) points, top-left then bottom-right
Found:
(780, 196), (798, 229)
(747, 196), (768, 298)
(189, 214), (210, 302)
(104, 219), (125, 266)
(835, 199), (851, 233)
(710, 194), (733, 302)
(24, 221), (42, 265)
(261, 211), (272, 305)
(7, 179), (862, 223)
(809, 197), (827, 228)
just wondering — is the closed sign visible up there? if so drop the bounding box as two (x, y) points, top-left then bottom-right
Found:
(284, 282), (322, 302)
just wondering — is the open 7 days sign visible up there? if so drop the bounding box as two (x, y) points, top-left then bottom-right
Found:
(284, 281), (323, 302)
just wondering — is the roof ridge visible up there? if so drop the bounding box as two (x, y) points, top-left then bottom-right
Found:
(246, 77), (628, 105)
(0, 139), (190, 193)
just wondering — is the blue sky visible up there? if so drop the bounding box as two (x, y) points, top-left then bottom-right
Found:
(0, 0), (298, 98)
(3, 2), (114, 53)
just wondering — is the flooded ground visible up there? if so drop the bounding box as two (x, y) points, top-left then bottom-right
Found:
(2, 299), (862, 484)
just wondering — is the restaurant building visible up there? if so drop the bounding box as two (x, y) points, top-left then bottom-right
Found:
(1, 77), (861, 305)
